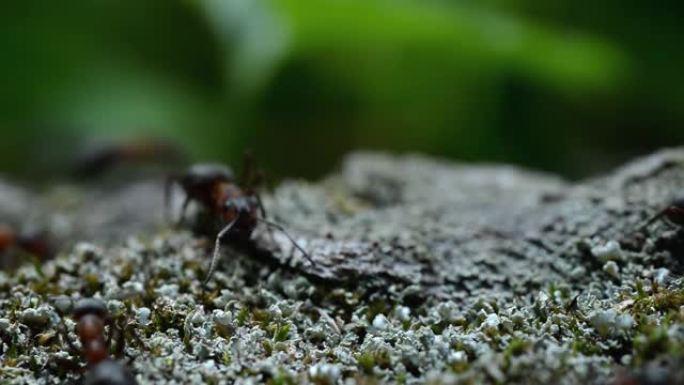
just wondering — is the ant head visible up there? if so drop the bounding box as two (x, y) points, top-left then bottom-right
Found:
(84, 359), (138, 385)
(223, 196), (253, 214)
(73, 298), (107, 320)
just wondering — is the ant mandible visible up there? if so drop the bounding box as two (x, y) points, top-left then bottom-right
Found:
(165, 153), (315, 284)
(639, 197), (684, 232)
(70, 298), (138, 385)
(0, 224), (53, 261)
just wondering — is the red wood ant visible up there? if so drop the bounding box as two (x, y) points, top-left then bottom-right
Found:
(639, 197), (684, 231)
(165, 155), (315, 284)
(0, 223), (53, 261)
(73, 137), (184, 179)
(68, 298), (139, 385)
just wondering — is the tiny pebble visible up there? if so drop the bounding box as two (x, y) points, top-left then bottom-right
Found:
(654, 268), (670, 286)
(448, 350), (467, 364)
(136, 307), (151, 325)
(395, 306), (411, 322)
(603, 261), (620, 278)
(592, 240), (623, 261)
(481, 313), (500, 332)
(372, 314), (388, 330)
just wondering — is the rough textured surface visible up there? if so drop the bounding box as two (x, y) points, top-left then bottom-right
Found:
(1, 149), (684, 384)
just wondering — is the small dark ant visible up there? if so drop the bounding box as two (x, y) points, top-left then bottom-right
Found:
(639, 197), (684, 232)
(73, 137), (185, 179)
(165, 154), (315, 284)
(0, 223), (53, 261)
(65, 298), (139, 385)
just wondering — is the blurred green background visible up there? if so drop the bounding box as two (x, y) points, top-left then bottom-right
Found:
(1, 0), (682, 181)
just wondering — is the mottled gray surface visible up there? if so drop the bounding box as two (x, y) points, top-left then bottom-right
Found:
(1, 150), (684, 385)
(262, 150), (684, 300)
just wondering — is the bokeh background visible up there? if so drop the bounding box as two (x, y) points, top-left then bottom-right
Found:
(1, 0), (682, 182)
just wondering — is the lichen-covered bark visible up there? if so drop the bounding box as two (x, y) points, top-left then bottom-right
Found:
(261, 150), (684, 302)
(1, 149), (683, 385)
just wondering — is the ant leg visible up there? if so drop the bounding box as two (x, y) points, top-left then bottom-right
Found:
(164, 175), (179, 223)
(203, 216), (239, 286)
(254, 193), (276, 244)
(254, 193), (268, 219)
(256, 218), (316, 266)
(113, 323), (126, 360)
(240, 150), (256, 188)
(176, 196), (191, 226)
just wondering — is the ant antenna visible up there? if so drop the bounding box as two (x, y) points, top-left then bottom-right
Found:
(240, 150), (256, 188)
(165, 175), (191, 225)
(256, 218), (316, 266)
(203, 216), (239, 286)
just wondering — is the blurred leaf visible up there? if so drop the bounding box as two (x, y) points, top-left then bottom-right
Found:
(199, 0), (291, 98)
(271, 0), (628, 91)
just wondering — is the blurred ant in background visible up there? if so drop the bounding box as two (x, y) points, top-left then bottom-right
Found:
(639, 197), (684, 231)
(0, 223), (53, 269)
(165, 152), (315, 284)
(73, 137), (185, 179)
(63, 298), (139, 385)
(624, 196), (684, 257)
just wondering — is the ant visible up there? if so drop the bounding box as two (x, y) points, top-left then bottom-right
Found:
(165, 154), (315, 284)
(0, 223), (53, 261)
(73, 137), (184, 179)
(639, 197), (684, 232)
(61, 298), (139, 385)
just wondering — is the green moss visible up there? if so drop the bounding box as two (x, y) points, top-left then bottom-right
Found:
(222, 350), (232, 365)
(119, 262), (134, 282)
(273, 323), (291, 342)
(82, 273), (101, 296)
(632, 327), (669, 364)
(357, 351), (376, 374)
(572, 338), (602, 356)
(503, 338), (530, 370)
(430, 321), (447, 335)
(252, 309), (271, 326)
(214, 321), (234, 339)
(356, 349), (391, 374)
(267, 370), (297, 385)
(262, 340), (273, 356)
(236, 307), (249, 326)
(366, 299), (388, 322)
(449, 361), (470, 374)
(152, 307), (184, 332)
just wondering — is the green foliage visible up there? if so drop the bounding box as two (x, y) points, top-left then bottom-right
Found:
(0, 0), (681, 179)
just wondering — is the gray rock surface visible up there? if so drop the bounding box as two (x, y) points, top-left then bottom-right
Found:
(1, 149), (684, 384)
